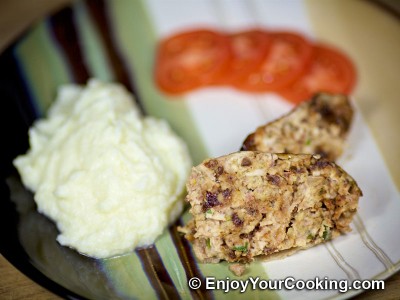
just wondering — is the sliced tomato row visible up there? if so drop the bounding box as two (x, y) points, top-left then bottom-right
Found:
(154, 28), (356, 104)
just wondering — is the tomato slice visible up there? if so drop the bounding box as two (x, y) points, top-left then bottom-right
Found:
(215, 29), (272, 85)
(278, 44), (357, 104)
(155, 29), (231, 94)
(233, 31), (313, 92)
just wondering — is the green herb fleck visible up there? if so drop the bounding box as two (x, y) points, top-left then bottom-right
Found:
(206, 238), (211, 249)
(322, 225), (331, 241)
(306, 138), (312, 145)
(206, 209), (213, 215)
(233, 242), (248, 252)
(307, 233), (314, 240)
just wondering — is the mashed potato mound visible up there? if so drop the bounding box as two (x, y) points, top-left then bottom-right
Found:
(14, 79), (192, 258)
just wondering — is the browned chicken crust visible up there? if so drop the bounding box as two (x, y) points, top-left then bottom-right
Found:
(241, 93), (354, 161)
(181, 152), (361, 263)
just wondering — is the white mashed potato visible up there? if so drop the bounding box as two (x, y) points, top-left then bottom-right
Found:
(14, 79), (192, 258)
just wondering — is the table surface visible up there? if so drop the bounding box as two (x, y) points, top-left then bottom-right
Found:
(0, 0), (399, 299)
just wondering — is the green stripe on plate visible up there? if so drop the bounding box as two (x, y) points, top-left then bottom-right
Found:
(73, 0), (115, 81)
(15, 22), (72, 116)
(155, 230), (193, 299)
(102, 254), (159, 299)
(106, 0), (209, 165)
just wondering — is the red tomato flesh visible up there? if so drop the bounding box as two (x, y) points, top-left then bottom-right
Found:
(155, 29), (231, 94)
(216, 29), (272, 85)
(233, 32), (313, 92)
(278, 44), (357, 103)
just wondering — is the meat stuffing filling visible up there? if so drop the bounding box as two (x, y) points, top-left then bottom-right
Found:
(242, 93), (354, 161)
(180, 152), (362, 263)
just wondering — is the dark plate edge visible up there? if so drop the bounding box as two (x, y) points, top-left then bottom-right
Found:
(0, 180), (86, 300)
